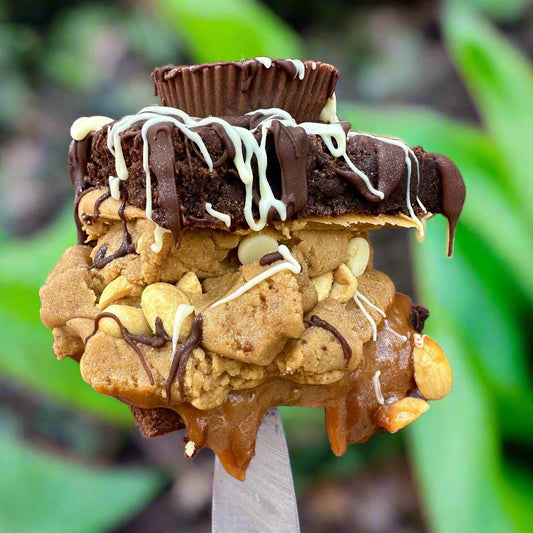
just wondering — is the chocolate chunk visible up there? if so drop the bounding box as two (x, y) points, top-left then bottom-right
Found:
(130, 406), (185, 437)
(409, 304), (430, 333)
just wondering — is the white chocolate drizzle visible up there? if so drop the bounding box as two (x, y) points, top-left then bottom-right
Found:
(205, 203), (231, 227)
(413, 333), (426, 348)
(209, 244), (301, 309)
(319, 93), (339, 123)
(70, 116), (113, 141)
(172, 304), (195, 353)
(255, 57), (273, 68)
(372, 370), (385, 405)
(349, 131), (426, 234)
(151, 224), (171, 253)
(108, 176), (121, 200)
(353, 290), (386, 342)
(286, 59), (305, 79)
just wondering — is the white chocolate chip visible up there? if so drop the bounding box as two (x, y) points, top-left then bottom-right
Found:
(311, 272), (334, 302)
(184, 440), (196, 458)
(70, 116), (113, 141)
(237, 234), (278, 265)
(98, 305), (151, 337)
(347, 237), (371, 277)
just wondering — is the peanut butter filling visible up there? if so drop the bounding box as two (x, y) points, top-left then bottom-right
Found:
(40, 189), (452, 478)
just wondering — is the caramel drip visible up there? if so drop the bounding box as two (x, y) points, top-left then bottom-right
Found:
(166, 315), (203, 403)
(147, 123), (182, 244)
(305, 315), (352, 366)
(87, 313), (155, 385)
(91, 193), (136, 269)
(433, 154), (466, 256)
(174, 294), (415, 480)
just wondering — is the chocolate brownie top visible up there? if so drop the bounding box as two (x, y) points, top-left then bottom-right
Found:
(68, 59), (465, 255)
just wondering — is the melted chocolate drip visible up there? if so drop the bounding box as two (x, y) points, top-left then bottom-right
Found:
(93, 191), (111, 220)
(69, 136), (94, 244)
(304, 315), (352, 366)
(336, 135), (396, 203)
(87, 313), (155, 385)
(82, 190), (111, 226)
(90, 193), (136, 269)
(166, 315), (203, 403)
(270, 120), (309, 218)
(147, 123), (182, 244)
(259, 251), (283, 266)
(433, 154), (466, 256)
(375, 140), (406, 199)
(129, 317), (172, 349)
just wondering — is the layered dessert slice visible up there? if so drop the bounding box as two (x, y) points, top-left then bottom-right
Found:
(40, 58), (465, 480)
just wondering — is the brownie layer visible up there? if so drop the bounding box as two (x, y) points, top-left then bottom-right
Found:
(79, 120), (446, 232)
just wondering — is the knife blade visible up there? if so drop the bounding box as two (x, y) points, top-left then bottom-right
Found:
(212, 407), (300, 532)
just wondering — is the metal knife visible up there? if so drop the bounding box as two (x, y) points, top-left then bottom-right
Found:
(212, 407), (300, 532)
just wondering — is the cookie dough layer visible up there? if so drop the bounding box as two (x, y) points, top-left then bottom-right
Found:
(40, 188), (452, 478)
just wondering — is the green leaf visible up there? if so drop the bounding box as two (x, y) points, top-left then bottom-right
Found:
(339, 102), (533, 302)
(501, 464), (533, 533)
(0, 208), (75, 288)
(408, 221), (522, 532)
(0, 431), (163, 533)
(154, 0), (303, 62)
(462, 0), (531, 21)
(442, 2), (533, 223)
(406, 323), (515, 532)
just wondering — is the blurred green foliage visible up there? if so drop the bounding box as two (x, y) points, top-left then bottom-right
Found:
(0, 430), (163, 532)
(0, 0), (532, 531)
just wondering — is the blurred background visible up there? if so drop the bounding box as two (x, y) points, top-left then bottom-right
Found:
(1, 0), (532, 531)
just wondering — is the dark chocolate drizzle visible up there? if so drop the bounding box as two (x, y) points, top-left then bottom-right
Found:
(129, 317), (172, 348)
(69, 136), (94, 244)
(91, 193), (136, 269)
(270, 120), (309, 218)
(259, 251), (284, 266)
(375, 139), (407, 200)
(166, 315), (203, 403)
(93, 191), (111, 220)
(433, 154), (466, 256)
(147, 123), (182, 244)
(304, 315), (352, 366)
(87, 312), (155, 385)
